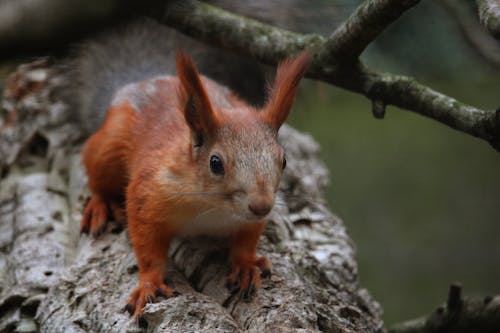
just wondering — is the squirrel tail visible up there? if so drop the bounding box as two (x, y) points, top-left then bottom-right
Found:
(72, 19), (178, 134)
(70, 0), (326, 135)
(71, 18), (269, 136)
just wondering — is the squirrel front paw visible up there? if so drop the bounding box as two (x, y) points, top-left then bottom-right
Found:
(81, 195), (126, 237)
(81, 195), (110, 237)
(125, 272), (178, 319)
(226, 255), (272, 299)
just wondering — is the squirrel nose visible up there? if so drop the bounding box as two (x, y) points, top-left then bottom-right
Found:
(248, 200), (272, 217)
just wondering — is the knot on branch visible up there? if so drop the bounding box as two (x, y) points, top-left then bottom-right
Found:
(371, 99), (386, 119)
(447, 283), (463, 312)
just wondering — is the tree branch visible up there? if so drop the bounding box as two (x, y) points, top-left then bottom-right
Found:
(477, 0), (500, 39)
(355, 67), (499, 147)
(389, 284), (500, 333)
(158, 0), (500, 151)
(158, 1), (323, 64)
(325, 0), (420, 61)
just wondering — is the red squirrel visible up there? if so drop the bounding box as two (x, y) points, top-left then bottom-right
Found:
(80, 49), (310, 317)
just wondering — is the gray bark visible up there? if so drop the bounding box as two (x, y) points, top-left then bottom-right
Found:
(0, 60), (383, 332)
(388, 285), (500, 333)
(325, 0), (420, 60)
(476, 0), (500, 40)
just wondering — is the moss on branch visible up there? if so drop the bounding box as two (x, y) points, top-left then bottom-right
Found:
(159, 1), (324, 63)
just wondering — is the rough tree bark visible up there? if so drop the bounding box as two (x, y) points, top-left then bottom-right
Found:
(476, 0), (500, 40)
(0, 59), (383, 332)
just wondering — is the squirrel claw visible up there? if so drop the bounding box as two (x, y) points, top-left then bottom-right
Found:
(227, 282), (241, 295)
(136, 314), (148, 328)
(81, 195), (109, 238)
(225, 277), (239, 291)
(242, 282), (256, 300)
(125, 277), (175, 318)
(154, 288), (167, 298)
(155, 288), (180, 298)
(124, 303), (134, 315)
(261, 268), (271, 278)
(227, 255), (271, 299)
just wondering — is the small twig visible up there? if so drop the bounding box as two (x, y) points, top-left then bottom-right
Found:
(324, 0), (421, 61)
(447, 283), (462, 312)
(389, 284), (500, 333)
(371, 100), (386, 119)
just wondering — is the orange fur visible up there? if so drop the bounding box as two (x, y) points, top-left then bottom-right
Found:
(81, 50), (310, 318)
(227, 222), (270, 293)
(263, 51), (311, 129)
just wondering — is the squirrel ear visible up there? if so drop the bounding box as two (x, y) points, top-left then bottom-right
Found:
(262, 51), (311, 130)
(176, 50), (218, 139)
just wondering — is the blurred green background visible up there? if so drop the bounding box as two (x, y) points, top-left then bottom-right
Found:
(288, 0), (500, 326)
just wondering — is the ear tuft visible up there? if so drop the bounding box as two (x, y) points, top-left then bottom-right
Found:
(176, 49), (218, 138)
(263, 51), (311, 130)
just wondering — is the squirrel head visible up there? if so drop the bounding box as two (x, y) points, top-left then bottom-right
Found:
(176, 50), (310, 222)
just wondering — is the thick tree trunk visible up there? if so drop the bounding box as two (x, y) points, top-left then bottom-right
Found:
(0, 60), (383, 332)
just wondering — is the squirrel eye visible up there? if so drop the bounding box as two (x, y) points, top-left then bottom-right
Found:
(210, 155), (224, 175)
(282, 157), (287, 170)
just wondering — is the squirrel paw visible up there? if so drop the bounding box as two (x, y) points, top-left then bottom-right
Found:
(125, 275), (177, 318)
(226, 256), (272, 299)
(109, 201), (127, 231)
(81, 195), (110, 238)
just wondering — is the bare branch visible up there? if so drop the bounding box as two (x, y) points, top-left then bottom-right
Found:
(353, 67), (499, 148)
(158, 1), (323, 64)
(324, 0), (420, 61)
(389, 284), (500, 333)
(158, 0), (500, 151)
(477, 0), (500, 39)
(372, 100), (386, 119)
